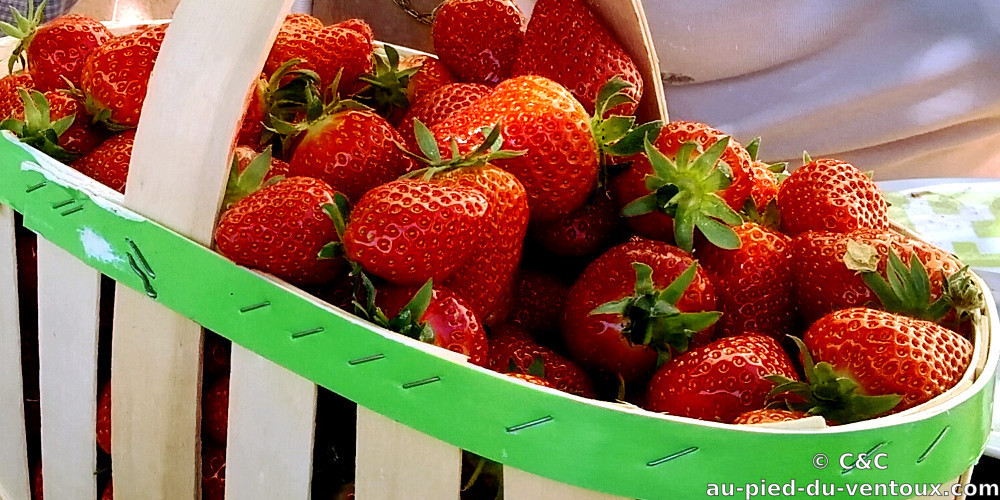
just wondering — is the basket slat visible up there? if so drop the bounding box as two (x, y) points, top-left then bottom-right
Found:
(356, 406), (461, 499)
(36, 239), (101, 500)
(225, 346), (318, 499)
(107, 0), (293, 497)
(504, 467), (625, 500)
(0, 204), (30, 500)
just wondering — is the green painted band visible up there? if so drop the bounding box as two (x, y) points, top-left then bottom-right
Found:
(1, 133), (995, 499)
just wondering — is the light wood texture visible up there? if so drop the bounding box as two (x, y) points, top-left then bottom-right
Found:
(503, 467), (624, 500)
(70, 0), (180, 22)
(109, 1), (293, 498)
(225, 346), (318, 500)
(0, 204), (30, 500)
(356, 406), (462, 500)
(36, 239), (101, 500)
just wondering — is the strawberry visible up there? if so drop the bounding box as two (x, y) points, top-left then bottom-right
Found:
(612, 121), (752, 251)
(399, 55), (456, 106)
(740, 137), (786, 218)
(404, 121), (530, 325)
(366, 281), (490, 366)
(203, 375), (229, 445)
(3, 88), (103, 160)
(80, 24), (166, 128)
(101, 482), (113, 500)
(510, 269), (567, 341)
(215, 176), (342, 286)
(530, 190), (621, 258)
(236, 60), (323, 152)
(332, 18), (374, 43)
(0, 71), (34, 119)
(644, 334), (798, 423)
(203, 331), (231, 379)
(96, 380), (111, 454)
(505, 371), (554, 388)
(342, 178), (488, 286)
(732, 408), (812, 425)
(790, 229), (973, 325)
(398, 82), (490, 151)
(770, 309), (973, 422)
(202, 444), (226, 500)
(514, 0), (642, 116)
(22, 14), (114, 91)
(432, 0), (523, 85)
(264, 14), (372, 96)
(433, 75), (599, 221)
(488, 323), (594, 397)
(70, 130), (134, 192)
(694, 222), (794, 338)
(777, 158), (888, 235)
(285, 99), (412, 204)
(562, 238), (719, 384)
(222, 146), (289, 210)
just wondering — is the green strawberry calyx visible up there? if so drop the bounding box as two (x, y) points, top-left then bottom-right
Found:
(402, 118), (525, 179)
(350, 275), (437, 345)
(265, 63), (355, 155)
(0, 0), (45, 74)
(621, 135), (744, 252)
(354, 44), (421, 118)
(590, 76), (662, 156)
(590, 262), (720, 366)
(221, 146), (284, 210)
(0, 88), (78, 163)
(765, 336), (901, 424)
(843, 241), (984, 325)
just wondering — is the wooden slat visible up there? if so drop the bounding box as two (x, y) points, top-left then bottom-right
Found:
(36, 239), (101, 500)
(225, 346), (318, 499)
(0, 205), (30, 500)
(355, 406), (462, 500)
(109, 1), (293, 499)
(503, 467), (625, 500)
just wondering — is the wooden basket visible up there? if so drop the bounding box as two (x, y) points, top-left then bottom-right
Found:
(0, 1), (997, 499)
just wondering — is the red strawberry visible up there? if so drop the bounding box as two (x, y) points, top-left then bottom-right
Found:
(333, 18), (374, 43)
(399, 55), (457, 107)
(612, 121), (752, 252)
(202, 445), (226, 500)
(0, 71), (34, 119)
(203, 331), (231, 379)
(222, 146), (290, 210)
(287, 106), (412, 203)
(510, 269), (567, 341)
(203, 375), (229, 445)
(264, 14), (372, 95)
(790, 229), (968, 324)
(101, 482), (113, 500)
(771, 308), (973, 422)
(80, 24), (167, 128)
(373, 282), (490, 366)
(70, 130), (135, 192)
(777, 158), (888, 236)
(505, 372), (554, 388)
(215, 176), (342, 286)
(96, 380), (111, 454)
(488, 323), (594, 397)
(25, 14), (114, 91)
(644, 334), (798, 423)
(433, 75), (599, 221)
(236, 73), (268, 148)
(514, 0), (641, 116)
(342, 179), (488, 286)
(398, 82), (490, 151)
(437, 165), (528, 325)
(233, 145), (289, 179)
(432, 0), (524, 85)
(562, 238), (719, 384)
(5, 89), (103, 160)
(733, 408), (812, 425)
(694, 222), (794, 338)
(530, 190), (621, 258)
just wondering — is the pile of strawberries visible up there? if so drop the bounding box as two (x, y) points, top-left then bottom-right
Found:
(2, 0), (990, 495)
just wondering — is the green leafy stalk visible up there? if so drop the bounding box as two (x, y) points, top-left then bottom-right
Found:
(765, 336), (901, 424)
(401, 118), (525, 180)
(590, 262), (720, 365)
(222, 146), (283, 210)
(1, 88), (78, 163)
(354, 44), (421, 118)
(1, 0), (45, 74)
